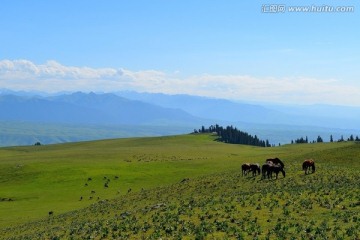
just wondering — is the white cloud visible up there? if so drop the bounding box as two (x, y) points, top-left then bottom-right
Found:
(0, 59), (129, 91)
(0, 59), (359, 106)
(0, 59), (124, 80)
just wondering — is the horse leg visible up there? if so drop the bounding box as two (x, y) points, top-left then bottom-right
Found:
(262, 170), (267, 179)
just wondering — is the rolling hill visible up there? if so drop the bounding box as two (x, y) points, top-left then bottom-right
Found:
(0, 134), (359, 239)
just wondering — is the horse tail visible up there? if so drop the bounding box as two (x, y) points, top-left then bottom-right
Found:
(302, 162), (306, 170)
(282, 169), (286, 178)
(312, 163), (316, 172)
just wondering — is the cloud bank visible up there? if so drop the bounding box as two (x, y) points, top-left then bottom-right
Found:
(1, 59), (359, 106)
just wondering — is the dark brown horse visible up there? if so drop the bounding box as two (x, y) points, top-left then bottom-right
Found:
(266, 158), (285, 168)
(242, 163), (261, 176)
(262, 162), (285, 179)
(249, 163), (261, 176)
(242, 163), (251, 176)
(303, 159), (315, 174)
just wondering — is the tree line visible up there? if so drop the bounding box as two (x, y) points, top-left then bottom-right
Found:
(194, 124), (271, 147)
(291, 134), (360, 144)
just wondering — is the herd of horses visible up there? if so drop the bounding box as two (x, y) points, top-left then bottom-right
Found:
(242, 158), (315, 179)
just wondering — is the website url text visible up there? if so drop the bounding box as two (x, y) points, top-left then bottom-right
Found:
(262, 4), (355, 13)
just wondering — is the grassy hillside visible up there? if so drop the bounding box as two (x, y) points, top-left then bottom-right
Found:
(1, 134), (359, 239)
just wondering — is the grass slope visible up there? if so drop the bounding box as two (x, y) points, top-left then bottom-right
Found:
(1, 134), (359, 239)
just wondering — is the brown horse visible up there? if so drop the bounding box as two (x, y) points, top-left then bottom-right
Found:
(303, 159), (315, 174)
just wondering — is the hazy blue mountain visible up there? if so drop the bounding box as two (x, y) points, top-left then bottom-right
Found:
(1, 90), (359, 146)
(116, 91), (287, 124)
(50, 92), (203, 125)
(0, 93), (204, 125)
(0, 92), (207, 146)
(0, 94), (104, 124)
(264, 104), (360, 129)
(116, 91), (360, 129)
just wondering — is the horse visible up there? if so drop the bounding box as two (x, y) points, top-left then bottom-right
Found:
(242, 163), (260, 176)
(303, 159), (315, 174)
(249, 163), (261, 176)
(262, 162), (285, 179)
(266, 157), (285, 168)
(268, 164), (285, 179)
(241, 163), (251, 176)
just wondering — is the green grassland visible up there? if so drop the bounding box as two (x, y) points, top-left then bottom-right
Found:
(0, 134), (359, 239)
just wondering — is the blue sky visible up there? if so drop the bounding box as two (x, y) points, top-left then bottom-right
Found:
(1, 0), (359, 105)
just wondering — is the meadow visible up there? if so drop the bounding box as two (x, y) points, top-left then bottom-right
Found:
(0, 134), (359, 239)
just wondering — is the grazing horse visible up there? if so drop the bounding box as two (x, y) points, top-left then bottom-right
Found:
(249, 163), (261, 176)
(242, 163), (251, 176)
(303, 159), (315, 174)
(266, 157), (285, 168)
(268, 164), (285, 179)
(262, 162), (285, 179)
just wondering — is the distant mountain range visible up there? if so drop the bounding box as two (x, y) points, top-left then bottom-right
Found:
(0, 89), (359, 146)
(116, 91), (360, 129)
(0, 92), (202, 125)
